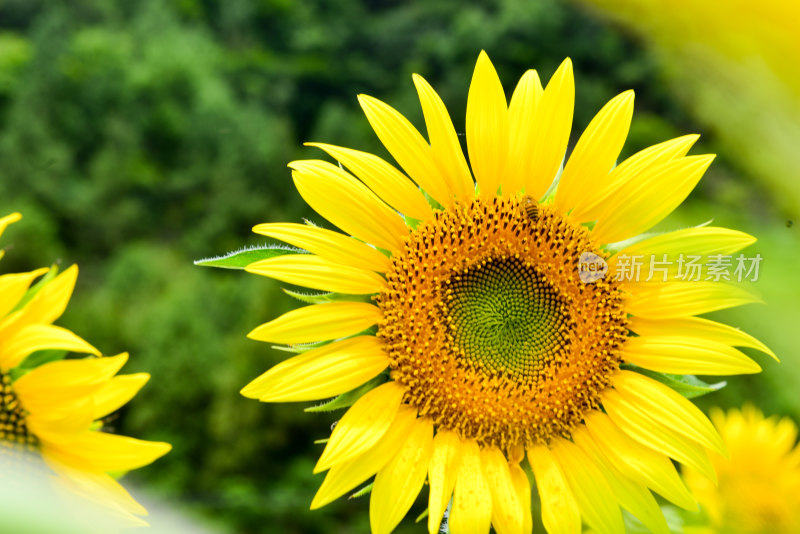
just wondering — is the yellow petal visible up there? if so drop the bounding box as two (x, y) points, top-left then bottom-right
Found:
(628, 315), (777, 361)
(506, 69), (543, 195)
(427, 429), (462, 534)
(311, 406), (418, 509)
(370, 418), (433, 534)
(21, 264), (78, 325)
(42, 431), (171, 472)
(626, 281), (761, 319)
(613, 371), (727, 455)
(290, 160), (408, 252)
(92, 373), (149, 419)
(314, 381), (405, 473)
(358, 94), (453, 206)
(0, 212), (22, 238)
(584, 411), (696, 511)
(0, 268), (49, 320)
(449, 439), (492, 534)
(252, 222), (391, 273)
(467, 51), (508, 199)
(482, 446), (523, 534)
(613, 226), (756, 259)
(307, 142), (434, 221)
(524, 58), (574, 200)
(240, 336), (388, 402)
(528, 444), (581, 534)
(570, 134), (699, 223)
(245, 254), (385, 295)
(572, 427), (669, 534)
(508, 461), (533, 534)
(50, 464), (148, 518)
(592, 155), (715, 244)
(248, 302), (382, 344)
(555, 91), (634, 214)
(622, 335), (761, 375)
(550, 439), (625, 534)
(0, 324), (100, 370)
(602, 389), (717, 482)
(413, 74), (474, 202)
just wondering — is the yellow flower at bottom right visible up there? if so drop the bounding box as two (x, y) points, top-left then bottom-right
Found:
(683, 406), (800, 534)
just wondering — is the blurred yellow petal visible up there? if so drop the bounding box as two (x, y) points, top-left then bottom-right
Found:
(524, 58), (574, 200)
(0, 212), (22, 238)
(626, 281), (761, 319)
(555, 90), (634, 213)
(248, 302), (382, 344)
(245, 254), (386, 295)
(252, 222), (391, 273)
(467, 51), (508, 198)
(314, 382), (405, 473)
(359, 94), (452, 206)
(528, 444), (581, 534)
(43, 432), (171, 472)
(622, 336), (761, 375)
(290, 160), (408, 252)
(51, 465), (148, 518)
(427, 429), (462, 534)
(0, 324), (100, 370)
(506, 70), (543, 194)
(482, 446), (523, 534)
(370, 417), (433, 534)
(240, 336), (388, 402)
(449, 439), (492, 534)
(413, 74), (474, 201)
(508, 460), (533, 534)
(91, 373), (150, 420)
(307, 142), (434, 221)
(0, 268), (49, 320)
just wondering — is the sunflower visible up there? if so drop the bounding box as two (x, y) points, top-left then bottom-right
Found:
(0, 212), (171, 525)
(681, 406), (800, 534)
(239, 53), (773, 534)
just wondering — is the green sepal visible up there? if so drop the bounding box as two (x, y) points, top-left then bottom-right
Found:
(282, 288), (373, 304)
(194, 245), (303, 270)
(313, 438), (329, 445)
(415, 508), (429, 523)
(10, 265), (59, 315)
(622, 364), (726, 399)
(304, 373), (388, 413)
(17, 349), (68, 370)
(271, 340), (333, 354)
(349, 482), (373, 499)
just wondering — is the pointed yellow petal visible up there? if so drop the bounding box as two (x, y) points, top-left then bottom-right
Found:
(506, 70), (543, 195)
(508, 461), (533, 534)
(248, 302), (382, 344)
(584, 412), (696, 511)
(307, 142), (434, 221)
(42, 431), (171, 472)
(413, 74), (474, 201)
(572, 427), (669, 534)
(12, 265), (78, 331)
(613, 371), (727, 456)
(311, 406), (418, 509)
(252, 222), (391, 273)
(49, 464), (148, 517)
(602, 389), (717, 482)
(622, 335), (761, 375)
(629, 316), (776, 361)
(569, 134), (700, 223)
(614, 226), (756, 259)
(358, 94), (452, 206)
(592, 155), (715, 244)
(449, 439), (492, 534)
(0, 268), (49, 319)
(0, 212), (22, 238)
(467, 51), (508, 198)
(0, 324), (100, 370)
(528, 444), (581, 534)
(240, 336), (388, 402)
(92, 373), (149, 419)
(626, 281), (761, 319)
(314, 381), (405, 473)
(550, 439), (625, 534)
(290, 160), (408, 252)
(482, 446), (523, 534)
(370, 418), (433, 534)
(427, 429), (462, 534)
(524, 58), (574, 200)
(245, 254), (385, 295)
(555, 91), (634, 214)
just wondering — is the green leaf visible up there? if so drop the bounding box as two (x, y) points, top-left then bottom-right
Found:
(622, 364), (726, 399)
(194, 245), (303, 270)
(305, 374), (388, 413)
(349, 482), (373, 499)
(282, 288), (373, 304)
(18, 349), (68, 370)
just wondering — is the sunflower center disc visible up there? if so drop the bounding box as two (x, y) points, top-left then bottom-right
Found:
(377, 197), (628, 449)
(0, 371), (39, 466)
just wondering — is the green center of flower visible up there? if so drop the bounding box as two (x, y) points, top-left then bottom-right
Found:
(0, 371), (38, 458)
(444, 257), (571, 379)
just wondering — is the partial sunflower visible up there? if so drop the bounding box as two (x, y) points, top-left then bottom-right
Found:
(0, 213), (171, 526)
(681, 406), (800, 534)
(240, 52), (774, 534)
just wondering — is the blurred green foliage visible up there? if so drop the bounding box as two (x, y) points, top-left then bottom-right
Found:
(0, 1), (795, 533)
